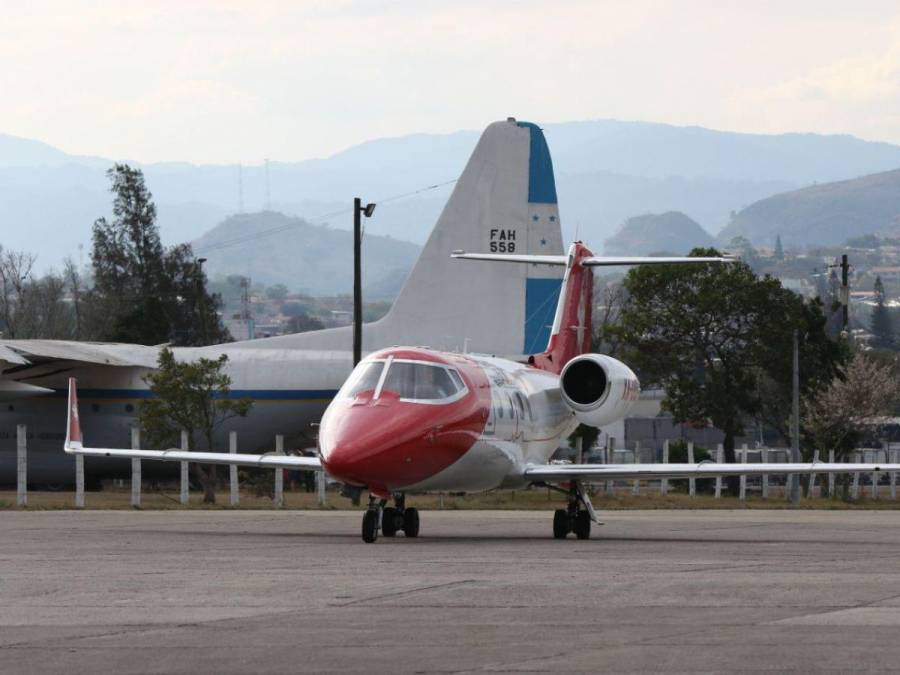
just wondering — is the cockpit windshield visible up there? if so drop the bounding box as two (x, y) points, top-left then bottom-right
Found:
(381, 361), (462, 401)
(339, 358), (468, 404)
(338, 360), (384, 399)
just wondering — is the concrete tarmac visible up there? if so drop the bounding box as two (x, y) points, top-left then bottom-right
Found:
(3, 509), (900, 673)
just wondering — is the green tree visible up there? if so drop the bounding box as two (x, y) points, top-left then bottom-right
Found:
(285, 313), (325, 333)
(870, 275), (894, 348)
(265, 284), (289, 301)
(139, 348), (252, 503)
(91, 164), (168, 343)
(754, 296), (847, 447)
(162, 244), (230, 346)
(614, 248), (844, 495)
(91, 165), (226, 345)
(774, 234), (784, 261)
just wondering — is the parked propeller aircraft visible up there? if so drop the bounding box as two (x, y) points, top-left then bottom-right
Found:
(2, 118), (565, 483)
(63, 242), (900, 542)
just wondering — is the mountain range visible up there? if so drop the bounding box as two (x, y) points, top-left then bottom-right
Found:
(193, 212), (421, 297)
(719, 169), (900, 249)
(5, 119), (900, 277)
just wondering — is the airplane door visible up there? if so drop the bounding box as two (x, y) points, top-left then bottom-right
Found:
(484, 392), (497, 436)
(506, 392), (519, 439)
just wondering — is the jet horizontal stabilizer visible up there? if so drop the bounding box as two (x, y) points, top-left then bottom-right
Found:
(452, 251), (736, 266)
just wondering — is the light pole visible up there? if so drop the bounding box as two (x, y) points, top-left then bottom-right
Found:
(353, 199), (376, 367)
(790, 328), (801, 506)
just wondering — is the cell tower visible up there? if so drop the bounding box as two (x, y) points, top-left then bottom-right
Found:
(264, 159), (271, 211)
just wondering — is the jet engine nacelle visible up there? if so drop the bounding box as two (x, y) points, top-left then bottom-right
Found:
(559, 354), (641, 428)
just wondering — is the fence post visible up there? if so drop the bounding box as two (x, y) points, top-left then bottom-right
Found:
(180, 430), (189, 506)
(16, 424), (26, 507)
(828, 449), (835, 498)
(851, 451), (860, 500)
(807, 450), (819, 498)
(687, 441), (696, 498)
(714, 443), (723, 499)
(872, 449), (881, 500)
(131, 427), (141, 508)
(317, 469), (326, 506)
(632, 441), (641, 496)
(605, 436), (615, 495)
(660, 440), (669, 496)
(229, 431), (239, 506)
(784, 448), (793, 501)
(739, 444), (747, 500)
(761, 448), (769, 499)
(891, 449), (897, 501)
(75, 454), (84, 508)
(274, 434), (284, 508)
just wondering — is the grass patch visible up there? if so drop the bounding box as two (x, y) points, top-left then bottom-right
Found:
(3, 486), (900, 510)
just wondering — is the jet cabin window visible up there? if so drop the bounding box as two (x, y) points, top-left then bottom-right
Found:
(339, 361), (384, 399)
(380, 361), (466, 403)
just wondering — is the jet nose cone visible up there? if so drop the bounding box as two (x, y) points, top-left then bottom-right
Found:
(320, 439), (360, 481)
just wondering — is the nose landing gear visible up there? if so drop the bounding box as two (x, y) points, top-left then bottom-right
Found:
(361, 493), (420, 542)
(550, 481), (597, 540)
(361, 496), (384, 543)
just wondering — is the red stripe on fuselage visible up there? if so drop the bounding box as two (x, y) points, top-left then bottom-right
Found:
(319, 349), (491, 494)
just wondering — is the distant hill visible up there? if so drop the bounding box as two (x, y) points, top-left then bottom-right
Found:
(718, 169), (900, 249)
(604, 211), (716, 255)
(7, 119), (900, 271)
(192, 212), (420, 296)
(0, 133), (106, 168)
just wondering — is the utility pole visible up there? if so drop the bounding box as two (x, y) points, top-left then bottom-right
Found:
(353, 199), (376, 367)
(790, 329), (801, 506)
(840, 254), (850, 336)
(237, 163), (244, 214)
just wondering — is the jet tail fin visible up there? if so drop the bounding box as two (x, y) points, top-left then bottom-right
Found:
(235, 119), (566, 358)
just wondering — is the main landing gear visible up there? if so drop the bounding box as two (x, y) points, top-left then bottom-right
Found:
(551, 481), (596, 540)
(361, 493), (420, 543)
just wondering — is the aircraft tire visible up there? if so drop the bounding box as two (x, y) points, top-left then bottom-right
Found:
(403, 507), (420, 537)
(362, 510), (379, 543)
(553, 509), (569, 539)
(382, 507), (399, 537)
(574, 510), (591, 540)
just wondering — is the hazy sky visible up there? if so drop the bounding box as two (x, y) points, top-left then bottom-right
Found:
(3, 0), (900, 164)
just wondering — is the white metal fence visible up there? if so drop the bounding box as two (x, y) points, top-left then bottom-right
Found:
(592, 438), (900, 500)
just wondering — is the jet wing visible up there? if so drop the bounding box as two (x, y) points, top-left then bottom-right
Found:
(67, 445), (323, 471)
(63, 377), (322, 471)
(524, 461), (900, 482)
(0, 339), (161, 369)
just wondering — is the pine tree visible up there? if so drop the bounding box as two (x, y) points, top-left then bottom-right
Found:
(870, 275), (894, 348)
(90, 164), (227, 345)
(774, 234), (784, 261)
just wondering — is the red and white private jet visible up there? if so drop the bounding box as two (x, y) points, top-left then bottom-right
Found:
(64, 243), (900, 542)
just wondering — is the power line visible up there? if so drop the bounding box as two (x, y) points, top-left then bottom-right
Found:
(196, 178), (458, 255)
